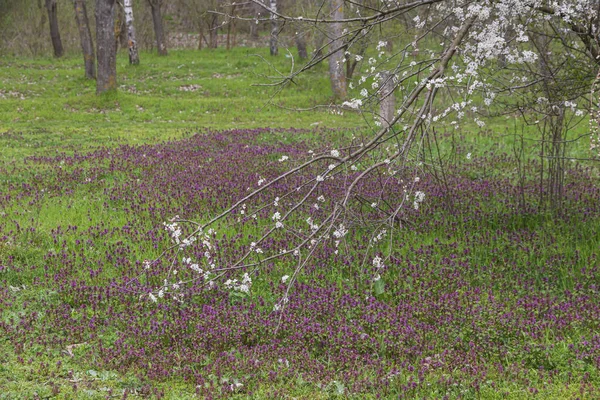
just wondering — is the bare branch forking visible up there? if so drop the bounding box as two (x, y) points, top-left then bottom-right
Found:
(133, 14), (477, 308)
(249, 0), (443, 24)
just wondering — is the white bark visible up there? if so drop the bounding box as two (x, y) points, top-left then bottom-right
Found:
(270, 0), (278, 56)
(124, 0), (139, 65)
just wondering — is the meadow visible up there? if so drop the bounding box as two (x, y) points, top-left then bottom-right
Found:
(1, 49), (600, 399)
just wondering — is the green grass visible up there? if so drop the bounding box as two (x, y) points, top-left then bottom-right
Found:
(0, 48), (363, 161)
(0, 50), (365, 398)
(1, 49), (600, 399)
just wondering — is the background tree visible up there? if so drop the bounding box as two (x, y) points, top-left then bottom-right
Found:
(95, 0), (117, 94)
(249, 1), (262, 40)
(73, 0), (95, 79)
(45, 0), (64, 57)
(327, 0), (346, 99)
(124, 0), (140, 65)
(147, 0), (167, 55)
(295, 29), (308, 60)
(269, 0), (279, 56)
(208, 9), (219, 48)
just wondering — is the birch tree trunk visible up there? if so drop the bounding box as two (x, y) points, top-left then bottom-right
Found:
(45, 0), (64, 57)
(148, 0), (167, 56)
(124, 0), (140, 65)
(269, 0), (278, 56)
(73, 0), (95, 79)
(329, 0), (346, 99)
(95, 0), (117, 94)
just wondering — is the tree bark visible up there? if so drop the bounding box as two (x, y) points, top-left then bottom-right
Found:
(73, 0), (95, 79)
(329, 0), (346, 99)
(115, 5), (127, 50)
(226, 4), (237, 50)
(148, 0), (167, 56)
(313, 32), (326, 58)
(269, 0), (278, 56)
(198, 24), (204, 50)
(45, 0), (64, 57)
(95, 0), (117, 94)
(249, 2), (260, 41)
(208, 14), (219, 49)
(124, 0), (140, 65)
(295, 31), (307, 60)
(378, 71), (395, 127)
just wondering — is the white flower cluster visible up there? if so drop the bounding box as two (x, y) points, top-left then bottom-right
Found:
(148, 277), (185, 303)
(413, 191), (426, 210)
(272, 295), (289, 312)
(163, 218), (182, 244)
(333, 223), (348, 239)
(225, 273), (253, 294)
(306, 217), (319, 232)
(371, 229), (387, 243)
(250, 241), (263, 254)
(272, 211), (284, 229)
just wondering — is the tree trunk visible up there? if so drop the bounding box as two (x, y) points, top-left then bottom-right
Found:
(231, 5), (238, 49)
(250, 21), (259, 41)
(295, 31), (307, 60)
(269, 0), (278, 56)
(45, 0), (64, 57)
(329, 0), (346, 99)
(249, 3), (260, 41)
(124, 0), (140, 65)
(95, 0), (117, 94)
(198, 24), (204, 50)
(313, 32), (326, 58)
(148, 0), (167, 56)
(208, 15), (219, 49)
(378, 71), (395, 127)
(73, 0), (95, 79)
(115, 6), (127, 50)
(226, 4), (237, 50)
